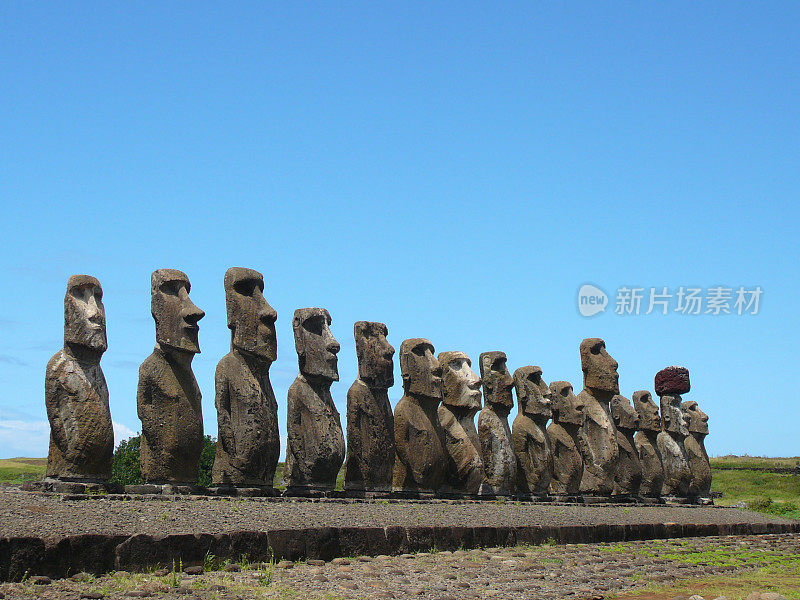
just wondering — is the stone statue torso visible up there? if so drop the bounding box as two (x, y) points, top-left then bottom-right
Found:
(547, 422), (583, 495)
(635, 430), (664, 497)
(684, 433), (711, 497)
(513, 414), (553, 494)
(656, 430), (692, 496)
(285, 374), (345, 490)
(393, 395), (446, 492)
(438, 404), (484, 494)
(344, 379), (395, 491)
(577, 389), (619, 495)
(137, 348), (204, 483)
(478, 406), (517, 495)
(45, 349), (114, 480)
(613, 428), (642, 496)
(212, 351), (280, 486)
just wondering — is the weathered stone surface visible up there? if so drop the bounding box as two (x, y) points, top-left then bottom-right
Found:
(682, 400), (711, 498)
(512, 366), (553, 494)
(393, 339), (446, 492)
(344, 321), (395, 492)
(632, 390), (664, 498)
(577, 338), (620, 495)
(437, 351), (484, 494)
(656, 368), (692, 497)
(547, 381), (584, 494)
(286, 308), (345, 491)
(610, 395), (642, 496)
(212, 268), (280, 487)
(654, 366), (690, 396)
(478, 352), (517, 495)
(46, 275), (114, 481)
(138, 269), (205, 484)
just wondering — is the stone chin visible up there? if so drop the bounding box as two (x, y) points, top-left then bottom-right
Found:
(66, 329), (108, 354)
(235, 341), (276, 363)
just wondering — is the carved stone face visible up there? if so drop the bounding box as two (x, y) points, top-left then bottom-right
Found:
(64, 274), (107, 353)
(354, 321), (394, 389)
(549, 381), (584, 426)
(513, 366), (551, 419)
(293, 308), (340, 381)
(632, 390), (662, 432)
(479, 351), (514, 408)
(611, 394), (640, 431)
(399, 338), (442, 400)
(580, 338), (620, 394)
(438, 351), (482, 411)
(225, 267), (277, 362)
(151, 269), (205, 354)
(660, 394), (689, 437)
(681, 400), (709, 435)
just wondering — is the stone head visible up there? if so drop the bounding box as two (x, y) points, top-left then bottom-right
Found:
(513, 366), (551, 420)
(611, 394), (640, 432)
(438, 351), (481, 411)
(151, 269), (205, 354)
(64, 274), (107, 354)
(399, 338), (442, 401)
(225, 267), (277, 362)
(293, 308), (340, 381)
(479, 351), (514, 409)
(632, 390), (662, 432)
(681, 400), (709, 436)
(549, 381), (584, 427)
(655, 366), (690, 396)
(660, 393), (689, 437)
(354, 321), (394, 389)
(580, 338), (620, 394)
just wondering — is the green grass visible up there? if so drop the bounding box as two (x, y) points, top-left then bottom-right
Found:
(272, 462), (346, 491)
(711, 455), (800, 470)
(711, 465), (800, 518)
(0, 457), (47, 483)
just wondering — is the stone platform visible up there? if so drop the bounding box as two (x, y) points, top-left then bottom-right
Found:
(0, 486), (796, 581)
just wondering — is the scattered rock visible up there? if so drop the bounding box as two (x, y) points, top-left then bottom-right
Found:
(30, 576), (52, 585)
(80, 593), (104, 599)
(123, 592), (151, 598)
(224, 563), (240, 572)
(183, 565), (203, 575)
(332, 558), (351, 566)
(277, 560), (294, 569)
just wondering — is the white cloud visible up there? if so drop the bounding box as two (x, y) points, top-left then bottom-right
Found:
(113, 421), (138, 443)
(0, 419), (49, 458)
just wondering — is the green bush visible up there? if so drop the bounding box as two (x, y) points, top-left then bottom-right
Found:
(110, 434), (217, 487)
(110, 435), (142, 485)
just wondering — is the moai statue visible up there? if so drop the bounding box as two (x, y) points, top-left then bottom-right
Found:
(610, 394), (642, 496)
(478, 351), (517, 495)
(45, 275), (114, 481)
(344, 321), (396, 492)
(547, 381), (585, 495)
(655, 366), (692, 497)
(633, 390), (664, 497)
(285, 308), (345, 492)
(682, 400), (711, 498)
(138, 270), (205, 484)
(437, 351), (485, 495)
(512, 366), (553, 495)
(577, 338), (620, 495)
(211, 268), (280, 488)
(393, 338), (446, 492)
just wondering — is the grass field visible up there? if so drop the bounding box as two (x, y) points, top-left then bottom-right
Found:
(0, 457), (46, 484)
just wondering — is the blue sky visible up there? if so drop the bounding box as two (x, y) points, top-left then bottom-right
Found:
(1, 2), (798, 459)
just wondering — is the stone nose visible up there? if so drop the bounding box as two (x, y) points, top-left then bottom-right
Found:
(260, 303), (277, 325)
(327, 339), (340, 355)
